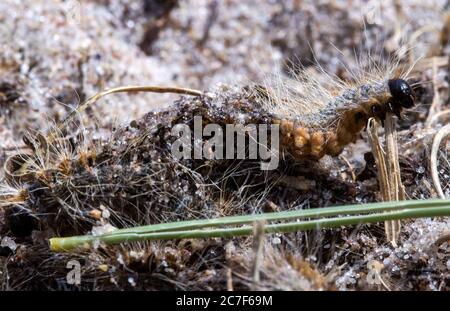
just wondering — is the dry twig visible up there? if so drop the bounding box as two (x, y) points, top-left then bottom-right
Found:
(368, 115), (404, 246)
(430, 124), (450, 199)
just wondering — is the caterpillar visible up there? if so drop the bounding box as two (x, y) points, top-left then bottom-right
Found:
(252, 56), (417, 160)
(269, 77), (414, 159)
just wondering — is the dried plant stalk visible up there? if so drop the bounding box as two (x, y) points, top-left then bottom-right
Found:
(384, 114), (404, 246)
(425, 57), (442, 126)
(251, 220), (265, 289)
(47, 85), (203, 144)
(430, 124), (450, 199)
(368, 114), (404, 246)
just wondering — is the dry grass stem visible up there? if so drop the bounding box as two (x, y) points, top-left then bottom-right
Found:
(430, 124), (450, 199)
(251, 220), (265, 289)
(48, 85), (202, 143)
(368, 115), (404, 246)
(425, 57), (443, 126)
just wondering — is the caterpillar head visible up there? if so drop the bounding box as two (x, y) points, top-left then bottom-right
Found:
(358, 79), (416, 126)
(388, 79), (415, 110)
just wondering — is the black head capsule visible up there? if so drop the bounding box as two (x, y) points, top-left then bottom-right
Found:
(388, 79), (415, 109)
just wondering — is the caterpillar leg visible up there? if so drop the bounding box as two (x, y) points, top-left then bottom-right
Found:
(279, 119), (295, 147)
(325, 131), (343, 156)
(293, 126), (311, 157)
(364, 97), (389, 124)
(336, 107), (368, 148)
(310, 132), (325, 159)
(292, 126), (326, 160)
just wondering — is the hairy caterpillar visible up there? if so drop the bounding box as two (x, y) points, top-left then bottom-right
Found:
(252, 57), (416, 160)
(271, 77), (415, 159)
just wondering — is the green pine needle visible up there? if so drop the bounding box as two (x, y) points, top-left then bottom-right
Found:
(50, 199), (450, 252)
